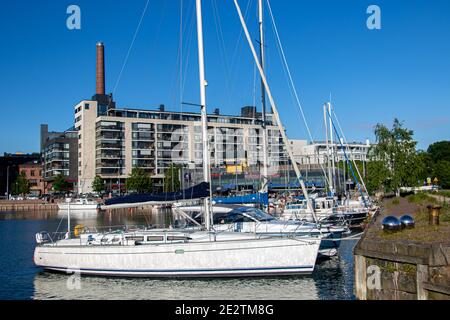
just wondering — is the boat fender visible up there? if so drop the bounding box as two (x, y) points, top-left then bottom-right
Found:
(74, 224), (85, 237)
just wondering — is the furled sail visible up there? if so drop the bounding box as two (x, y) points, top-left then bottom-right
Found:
(101, 182), (210, 209)
(213, 192), (268, 206)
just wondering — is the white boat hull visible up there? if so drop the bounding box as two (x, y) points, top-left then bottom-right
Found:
(34, 234), (320, 278)
(57, 204), (99, 211)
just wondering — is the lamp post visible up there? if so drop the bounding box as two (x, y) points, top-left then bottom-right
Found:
(6, 165), (9, 199)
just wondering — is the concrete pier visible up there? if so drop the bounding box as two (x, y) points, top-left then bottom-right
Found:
(354, 196), (450, 300)
(0, 200), (58, 211)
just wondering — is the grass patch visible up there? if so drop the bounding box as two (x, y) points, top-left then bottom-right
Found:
(382, 261), (397, 273)
(380, 224), (444, 242)
(401, 263), (417, 275)
(436, 190), (450, 198)
(407, 193), (436, 204)
(440, 204), (450, 222)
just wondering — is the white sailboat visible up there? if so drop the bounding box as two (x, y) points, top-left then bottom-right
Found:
(34, 0), (321, 278)
(57, 198), (99, 211)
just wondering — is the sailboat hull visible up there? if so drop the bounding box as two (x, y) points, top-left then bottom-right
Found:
(34, 236), (320, 278)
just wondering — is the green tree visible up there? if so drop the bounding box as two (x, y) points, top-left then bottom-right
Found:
(365, 160), (390, 195)
(427, 141), (450, 163)
(125, 167), (152, 193)
(52, 174), (71, 192)
(414, 151), (433, 185)
(433, 160), (450, 189)
(11, 172), (30, 195)
(92, 175), (105, 193)
(164, 164), (181, 192)
(424, 141), (450, 188)
(371, 119), (420, 195)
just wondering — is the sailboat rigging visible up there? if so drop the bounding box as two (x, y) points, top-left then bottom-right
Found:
(33, 0), (321, 278)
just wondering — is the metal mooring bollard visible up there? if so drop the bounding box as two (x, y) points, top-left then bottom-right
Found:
(427, 205), (441, 225)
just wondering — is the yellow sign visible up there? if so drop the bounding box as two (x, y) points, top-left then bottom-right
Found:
(226, 165), (243, 174)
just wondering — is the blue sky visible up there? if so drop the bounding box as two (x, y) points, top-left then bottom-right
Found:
(0, 0), (449, 154)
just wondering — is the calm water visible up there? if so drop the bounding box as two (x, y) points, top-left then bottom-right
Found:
(0, 210), (357, 300)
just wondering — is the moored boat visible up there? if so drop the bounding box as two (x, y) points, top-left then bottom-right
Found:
(34, 229), (320, 277)
(57, 198), (99, 211)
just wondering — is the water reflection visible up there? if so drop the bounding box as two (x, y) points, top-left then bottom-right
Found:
(0, 210), (59, 221)
(33, 272), (319, 300)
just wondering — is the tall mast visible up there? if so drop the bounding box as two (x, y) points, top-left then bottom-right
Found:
(233, 0), (318, 222)
(195, 0), (212, 230)
(328, 102), (336, 194)
(258, 0), (269, 195)
(323, 103), (333, 194)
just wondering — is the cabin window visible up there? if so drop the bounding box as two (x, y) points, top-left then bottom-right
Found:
(125, 236), (144, 242)
(231, 214), (253, 223)
(167, 236), (190, 241)
(146, 236), (164, 242)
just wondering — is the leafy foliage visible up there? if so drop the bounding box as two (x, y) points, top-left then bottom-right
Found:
(432, 160), (450, 189)
(342, 120), (448, 195)
(91, 175), (105, 193)
(11, 172), (30, 195)
(52, 174), (71, 192)
(371, 119), (421, 193)
(125, 167), (152, 193)
(427, 141), (450, 163)
(365, 160), (390, 194)
(362, 119), (449, 194)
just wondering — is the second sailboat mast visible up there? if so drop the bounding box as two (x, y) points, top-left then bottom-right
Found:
(195, 0), (212, 231)
(259, 0), (269, 194)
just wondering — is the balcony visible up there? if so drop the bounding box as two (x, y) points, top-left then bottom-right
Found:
(96, 131), (124, 140)
(96, 168), (124, 176)
(132, 141), (154, 150)
(96, 142), (124, 150)
(132, 159), (155, 168)
(96, 159), (123, 168)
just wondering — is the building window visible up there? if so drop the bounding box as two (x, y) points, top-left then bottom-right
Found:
(85, 103), (90, 110)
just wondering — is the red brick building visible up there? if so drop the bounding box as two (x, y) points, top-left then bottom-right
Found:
(18, 160), (45, 196)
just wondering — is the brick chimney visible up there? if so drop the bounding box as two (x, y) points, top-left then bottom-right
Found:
(96, 42), (105, 95)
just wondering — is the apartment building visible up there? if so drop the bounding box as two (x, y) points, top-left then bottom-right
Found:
(75, 101), (286, 194)
(73, 42), (289, 194)
(289, 139), (373, 166)
(40, 124), (78, 192)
